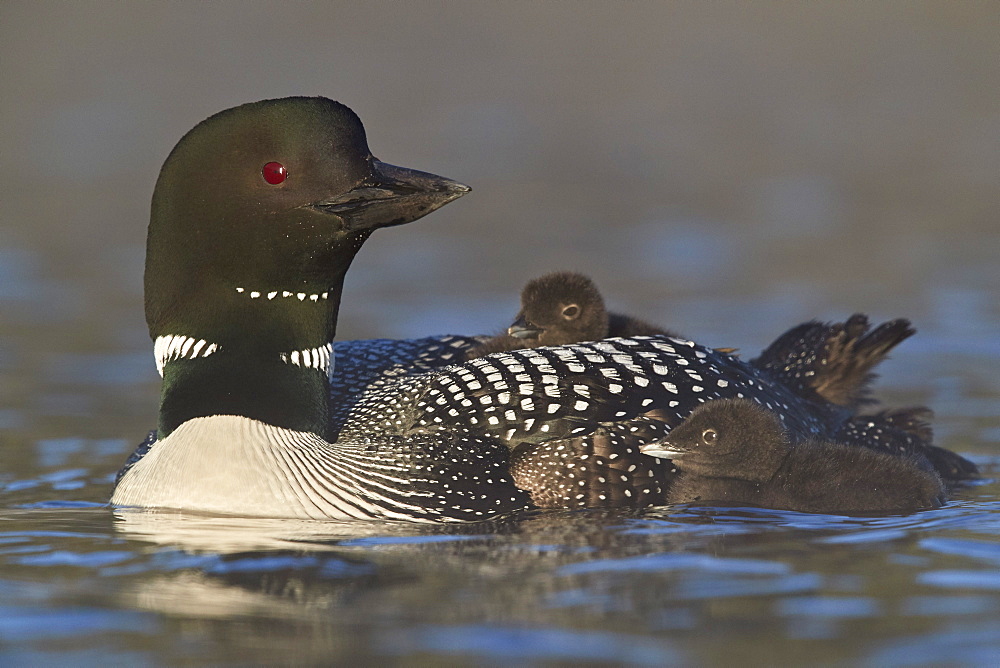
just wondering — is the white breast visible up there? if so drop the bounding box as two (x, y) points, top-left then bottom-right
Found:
(110, 415), (433, 521)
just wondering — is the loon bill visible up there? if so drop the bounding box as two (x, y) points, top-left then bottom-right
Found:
(111, 97), (976, 522)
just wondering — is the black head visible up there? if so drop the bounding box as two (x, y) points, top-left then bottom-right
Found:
(507, 272), (610, 346)
(145, 96), (469, 355)
(643, 398), (791, 481)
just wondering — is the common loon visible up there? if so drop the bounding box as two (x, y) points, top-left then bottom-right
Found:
(642, 398), (946, 513)
(469, 272), (678, 357)
(111, 97), (975, 522)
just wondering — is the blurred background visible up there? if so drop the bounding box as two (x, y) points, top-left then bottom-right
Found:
(1, 1), (998, 449)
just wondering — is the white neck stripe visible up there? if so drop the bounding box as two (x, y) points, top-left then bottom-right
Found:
(154, 335), (221, 377)
(279, 342), (335, 375)
(155, 336), (335, 377)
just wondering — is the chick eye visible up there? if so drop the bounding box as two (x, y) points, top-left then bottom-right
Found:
(702, 429), (717, 444)
(262, 161), (288, 185)
(562, 304), (580, 319)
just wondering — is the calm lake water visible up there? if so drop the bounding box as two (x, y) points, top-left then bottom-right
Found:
(3, 3), (1000, 665)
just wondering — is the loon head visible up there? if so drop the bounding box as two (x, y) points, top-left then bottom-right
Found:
(144, 97), (469, 437)
(146, 97), (469, 360)
(643, 398), (791, 483)
(506, 271), (610, 346)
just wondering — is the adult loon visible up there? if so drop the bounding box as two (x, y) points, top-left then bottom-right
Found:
(111, 97), (975, 522)
(642, 398), (946, 513)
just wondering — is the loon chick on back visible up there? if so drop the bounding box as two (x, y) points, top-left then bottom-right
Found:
(469, 271), (679, 357)
(111, 97), (976, 522)
(643, 398), (946, 514)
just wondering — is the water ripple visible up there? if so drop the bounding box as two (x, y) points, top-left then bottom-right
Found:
(558, 553), (789, 576)
(917, 570), (1000, 591)
(378, 624), (686, 665)
(919, 537), (1000, 565)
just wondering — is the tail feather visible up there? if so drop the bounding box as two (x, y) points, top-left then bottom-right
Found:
(751, 314), (915, 408)
(835, 406), (978, 481)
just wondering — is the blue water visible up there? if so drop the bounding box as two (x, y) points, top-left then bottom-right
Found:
(2, 479), (999, 664)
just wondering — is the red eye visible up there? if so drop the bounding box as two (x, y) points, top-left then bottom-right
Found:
(262, 161), (287, 185)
